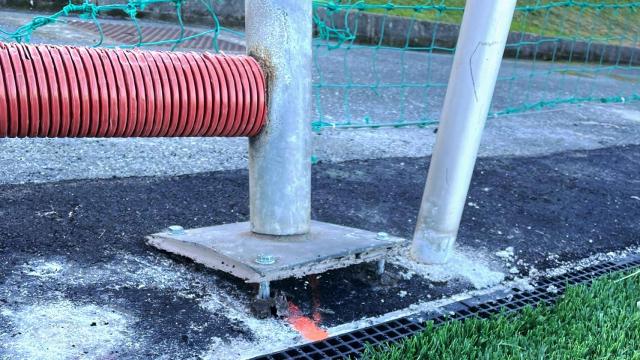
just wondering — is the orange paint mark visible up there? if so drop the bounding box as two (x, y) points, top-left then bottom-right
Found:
(287, 303), (329, 341)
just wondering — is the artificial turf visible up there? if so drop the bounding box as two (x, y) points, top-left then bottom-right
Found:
(363, 270), (640, 359)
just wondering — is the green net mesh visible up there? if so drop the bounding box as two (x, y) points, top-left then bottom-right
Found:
(1, 0), (639, 131)
(312, 0), (640, 130)
(0, 0), (229, 50)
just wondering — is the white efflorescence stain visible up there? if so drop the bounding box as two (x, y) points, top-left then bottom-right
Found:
(198, 294), (299, 360)
(1, 255), (302, 360)
(392, 246), (506, 289)
(0, 300), (133, 359)
(22, 260), (64, 278)
(6, 246), (639, 359)
(0, 255), (197, 359)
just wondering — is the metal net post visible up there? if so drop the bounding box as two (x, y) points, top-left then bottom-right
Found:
(148, 0), (404, 296)
(411, 0), (517, 264)
(246, 0), (312, 236)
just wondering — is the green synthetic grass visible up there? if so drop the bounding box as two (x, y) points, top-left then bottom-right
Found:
(362, 270), (640, 360)
(315, 1), (640, 45)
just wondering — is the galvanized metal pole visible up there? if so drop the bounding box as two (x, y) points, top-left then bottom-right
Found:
(258, 281), (270, 300)
(412, 0), (517, 263)
(245, 0), (312, 235)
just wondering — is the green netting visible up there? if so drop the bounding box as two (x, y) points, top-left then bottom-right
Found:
(0, 0), (225, 50)
(1, 0), (639, 131)
(311, 0), (640, 130)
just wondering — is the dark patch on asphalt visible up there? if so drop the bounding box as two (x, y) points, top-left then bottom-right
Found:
(1, 145), (639, 356)
(67, 285), (252, 354)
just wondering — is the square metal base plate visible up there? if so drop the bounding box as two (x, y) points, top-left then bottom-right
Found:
(147, 221), (405, 283)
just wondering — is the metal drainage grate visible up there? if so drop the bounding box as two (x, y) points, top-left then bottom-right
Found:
(253, 254), (640, 360)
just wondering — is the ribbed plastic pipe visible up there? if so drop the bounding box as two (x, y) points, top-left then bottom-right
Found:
(0, 42), (266, 137)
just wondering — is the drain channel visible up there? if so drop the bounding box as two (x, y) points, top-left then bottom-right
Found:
(253, 253), (640, 360)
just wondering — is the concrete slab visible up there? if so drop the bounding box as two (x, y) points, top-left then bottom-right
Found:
(147, 221), (404, 283)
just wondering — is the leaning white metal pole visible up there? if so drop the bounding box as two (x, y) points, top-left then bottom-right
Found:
(246, 0), (312, 235)
(412, 0), (517, 263)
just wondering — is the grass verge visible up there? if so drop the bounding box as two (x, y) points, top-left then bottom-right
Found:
(315, 1), (640, 45)
(362, 270), (640, 359)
